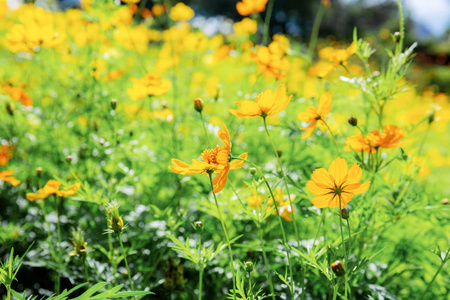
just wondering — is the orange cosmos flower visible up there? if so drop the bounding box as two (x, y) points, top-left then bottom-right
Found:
(229, 85), (292, 118)
(169, 124), (247, 193)
(0, 170), (20, 186)
(0, 144), (14, 166)
(297, 92), (332, 139)
(251, 46), (289, 80)
(26, 180), (81, 201)
(306, 157), (370, 208)
(236, 0), (268, 16)
(345, 125), (406, 153)
(3, 84), (33, 107)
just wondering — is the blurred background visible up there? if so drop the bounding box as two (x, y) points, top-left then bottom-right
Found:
(10, 0), (450, 92)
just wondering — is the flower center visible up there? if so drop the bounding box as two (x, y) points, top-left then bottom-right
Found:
(201, 146), (223, 165)
(334, 188), (342, 195)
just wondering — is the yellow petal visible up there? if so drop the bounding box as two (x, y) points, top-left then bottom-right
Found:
(328, 157), (348, 186)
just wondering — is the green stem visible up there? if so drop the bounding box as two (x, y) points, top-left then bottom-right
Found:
(84, 256), (89, 283)
(419, 244), (450, 299)
(118, 235), (135, 291)
(338, 196), (350, 299)
(262, 0), (275, 45)
(397, 0), (404, 52)
(208, 174), (237, 300)
(232, 157), (294, 300)
(7, 286), (11, 300)
(263, 118), (300, 247)
(199, 112), (211, 148)
(346, 219), (352, 264)
(323, 120), (340, 156)
(198, 266), (203, 300)
(248, 272), (252, 298)
(308, 3), (326, 58)
(55, 196), (61, 294)
(258, 226), (276, 300)
(312, 212), (326, 250)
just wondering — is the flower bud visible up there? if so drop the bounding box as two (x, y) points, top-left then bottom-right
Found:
(331, 260), (345, 276)
(194, 221), (203, 231)
(348, 117), (358, 126)
(194, 98), (204, 113)
(6, 102), (15, 116)
(276, 149), (283, 158)
(341, 208), (349, 219)
(321, 0), (331, 7)
(110, 99), (117, 110)
(35, 167), (43, 177)
(249, 167), (257, 176)
(428, 112), (435, 124)
(111, 215), (124, 234)
(66, 156), (73, 164)
(443, 198), (449, 205)
(244, 261), (254, 273)
(393, 32), (401, 43)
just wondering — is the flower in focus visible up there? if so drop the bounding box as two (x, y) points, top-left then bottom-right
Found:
(170, 3), (194, 21)
(233, 18), (258, 35)
(0, 170), (21, 186)
(169, 124), (247, 193)
(345, 125), (407, 153)
(306, 157), (370, 208)
(236, 0), (268, 16)
(251, 46), (289, 80)
(127, 73), (172, 100)
(26, 180), (81, 201)
(229, 85), (292, 118)
(297, 92), (332, 139)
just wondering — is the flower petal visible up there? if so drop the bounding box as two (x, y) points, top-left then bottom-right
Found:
(328, 157), (348, 186)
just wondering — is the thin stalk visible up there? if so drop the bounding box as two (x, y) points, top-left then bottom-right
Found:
(199, 112), (211, 148)
(198, 229), (203, 300)
(258, 226), (276, 300)
(7, 287), (11, 300)
(338, 196), (350, 299)
(198, 266), (203, 300)
(84, 256), (89, 283)
(323, 120), (340, 156)
(248, 272), (252, 297)
(308, 3), (326, 58)
(419, 244), (450, 299)
(346, 219), (352, 263)
(397, 0), (404, 52)
(118, 235), (135, 291)
(232, 157), (294, 300)
(262, 0), (275, 45)
(263, 118), (300, 247)
(208, 174), (237, 300)
(55, 196), (62, 294)
(312, 212), (326, 250)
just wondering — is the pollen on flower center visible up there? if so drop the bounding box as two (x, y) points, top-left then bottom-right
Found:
(201, 146), (221, 164)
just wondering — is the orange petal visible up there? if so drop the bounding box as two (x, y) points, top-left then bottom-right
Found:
(306, 180), (331, 196)
(344, 182), (370, 194)
(311, 168), (334, 187)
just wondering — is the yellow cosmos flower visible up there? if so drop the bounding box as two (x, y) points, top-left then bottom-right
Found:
(236, 0), (268, 16)
(251, 46), (289, 80)
(127, 73), (172, 100)
(247, 187), (296, 222)
(0, 170), (21, 186)
(297, 92), (332, 139)
(345, 125), (407, 153)
(309, 42), (357, 78)
(229, 85), (292, 118)
(170, 3), (195, 21)
(233, 18), (258, 35)
(26, 180), (81, 201)
(152, 4), (166, 17)
(306, 157), (370, 208)
(169, 124), (247, 193)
